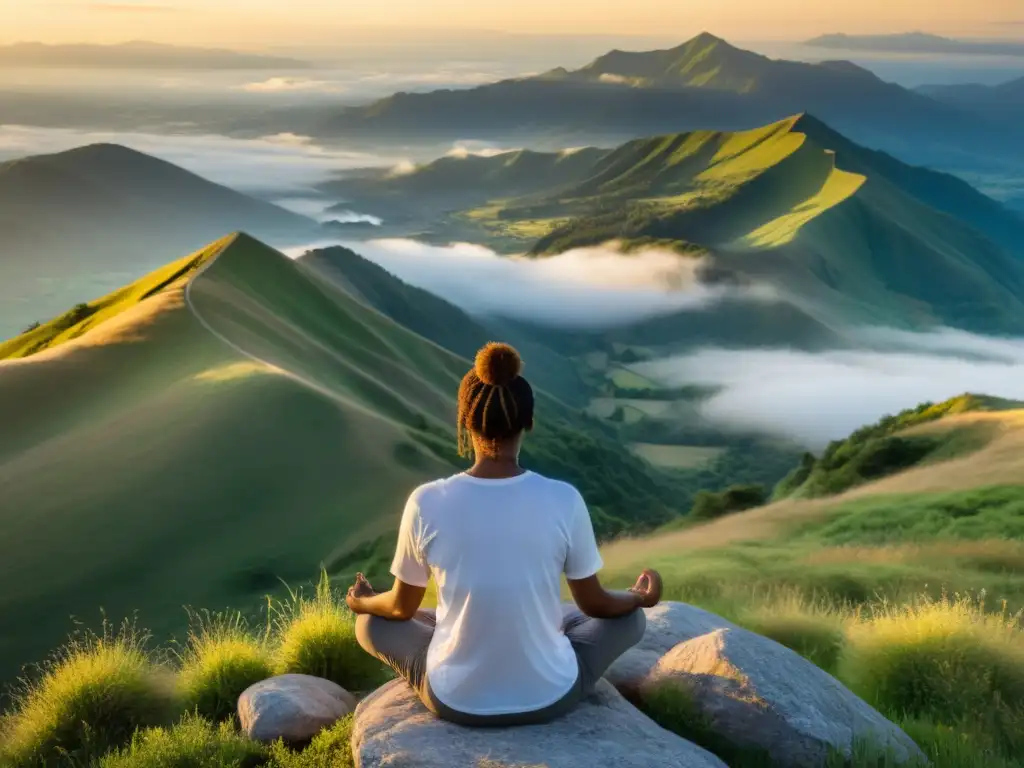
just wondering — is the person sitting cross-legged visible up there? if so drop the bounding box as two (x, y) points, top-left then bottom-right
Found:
(346, 341), (662, 727)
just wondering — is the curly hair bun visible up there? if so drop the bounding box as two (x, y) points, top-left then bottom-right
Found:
(474, 342), (522, 386)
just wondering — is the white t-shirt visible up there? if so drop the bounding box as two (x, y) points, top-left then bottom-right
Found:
(390, 470), (604, 716)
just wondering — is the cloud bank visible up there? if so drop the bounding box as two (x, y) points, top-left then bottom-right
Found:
(239, 77), (344, 94)
(636, 331), (1024, 447)
(284, 238), (773, 329)
(0, 124), (401, 195)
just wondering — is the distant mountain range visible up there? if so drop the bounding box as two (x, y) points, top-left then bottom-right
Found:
(324, 114), (1024, 335)
(315, 33), (1021, 169)
(918, 75), (1024, 119)
(0, 41), (308, 69)
(806, 32), (1024, 57)
(0, 143), (318, 336)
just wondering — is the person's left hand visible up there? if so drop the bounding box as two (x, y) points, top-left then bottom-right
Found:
(346, 572), (376, 613)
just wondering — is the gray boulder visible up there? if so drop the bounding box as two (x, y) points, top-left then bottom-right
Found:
(238, 673), (357, 745)
(637, 626), (927, 767)
(601, 601), (739, 694)
(352, 678), (728, 768)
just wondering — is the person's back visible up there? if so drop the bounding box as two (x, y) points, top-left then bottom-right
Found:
(345, 342), (662, 726)
(398, 471), (601, 715)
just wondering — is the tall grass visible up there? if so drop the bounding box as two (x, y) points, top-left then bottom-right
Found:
(265, 715), (354, 768)
(0, 620), (177, 767)
(97, 713), (268, 768)
(3, 571), (1023, 767)
(176, 610), (274, 723)
(841, 592), (1024, 756)
(271, 571), (390, 694)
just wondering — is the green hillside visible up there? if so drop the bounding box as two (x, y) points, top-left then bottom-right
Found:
(0, 233), (704, 688)
(773, 395), (1024, 501)
(299, 245), (590, 405)
(0, 143), (318, 339)
(327, 115), (1024, 334)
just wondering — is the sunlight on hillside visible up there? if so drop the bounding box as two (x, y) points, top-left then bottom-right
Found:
(697, 116), (804, 181)
(193, 361), (278, 383)
(745, 165), (867, 247)
(0, 236), (230, 360)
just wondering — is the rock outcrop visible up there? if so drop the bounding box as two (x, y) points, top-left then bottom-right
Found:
(352, 678), (728, 768)
(608, 603), (926, 766)
(238, 673), (357, 745)
(602, 601), (739, 694)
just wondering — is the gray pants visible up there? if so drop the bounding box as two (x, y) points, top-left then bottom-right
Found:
(355, 607), (646, 727)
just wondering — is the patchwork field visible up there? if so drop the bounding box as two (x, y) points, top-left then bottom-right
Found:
(630, 443), (726, 469)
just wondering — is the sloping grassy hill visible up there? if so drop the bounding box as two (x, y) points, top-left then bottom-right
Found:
(329, 115), (1024, 334)
(0, 144), (318, 339)
(299, 245), (590, 406)
(0, 233), (693, 688)
(602, 395), (1024, 595)
(598, 396), (1024, 764)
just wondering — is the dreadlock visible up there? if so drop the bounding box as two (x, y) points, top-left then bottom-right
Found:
(457, 342), (535, 458)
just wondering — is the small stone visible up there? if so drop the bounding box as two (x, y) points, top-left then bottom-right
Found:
(238, 673), (357, 745)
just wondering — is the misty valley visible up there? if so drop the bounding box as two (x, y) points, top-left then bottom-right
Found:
(2, 24), (1024, 768)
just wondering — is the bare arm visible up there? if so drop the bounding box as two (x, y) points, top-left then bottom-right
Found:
(568, 569), (663, 619)
(346, 574), (426, 621)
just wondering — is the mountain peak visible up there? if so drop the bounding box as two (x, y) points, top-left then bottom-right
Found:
(686, 31), (728, 47)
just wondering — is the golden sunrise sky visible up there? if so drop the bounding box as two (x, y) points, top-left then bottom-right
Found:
(2, 0), (1022, 46)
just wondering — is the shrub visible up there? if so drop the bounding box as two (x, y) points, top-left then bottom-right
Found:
(272, 572), (390, 693)
(0, 621), (177, 766)
(53, 303), (95, 332)
(266, 715), (354, 768)
(177, 611), (274, 723)
(840, 594), (1024, 754)
(772, 452), (815, 500)
(691, 484), (766, 521)
(97, 713), (267, 768)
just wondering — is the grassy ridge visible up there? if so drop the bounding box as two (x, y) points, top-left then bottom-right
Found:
(0, 238), (226, 361)
(775, 395), (1022, 500)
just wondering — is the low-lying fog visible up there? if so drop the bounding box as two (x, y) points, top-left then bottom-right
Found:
(637, 334), (1024, 448)
(289, 238), (1024, 448)
(292, 238), (777, 328)
(0, 124), (403, 199)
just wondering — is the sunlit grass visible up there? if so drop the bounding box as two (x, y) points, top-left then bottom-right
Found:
(272, 571), (390, 694)
(176, 610), (274, 723)
(841, 593), (1024, 754)
(97, 712), (267, 768)
(0, 237), (228, 360)
(265, 714), (354, 768)
(0, 620), (177, 766)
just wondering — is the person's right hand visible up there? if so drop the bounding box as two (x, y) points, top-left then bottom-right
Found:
(629, 568), (663, 608)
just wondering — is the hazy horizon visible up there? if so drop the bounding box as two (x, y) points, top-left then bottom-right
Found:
(3, 0), (1023, 49)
